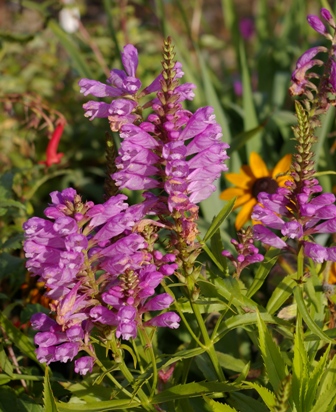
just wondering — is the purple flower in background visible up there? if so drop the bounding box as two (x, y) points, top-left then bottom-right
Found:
(239, 17), (255, 40)
(290, 7), (336, 102)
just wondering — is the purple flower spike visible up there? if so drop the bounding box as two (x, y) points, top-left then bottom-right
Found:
(307, 14), (328, 35)
(74, 356), (94, 375)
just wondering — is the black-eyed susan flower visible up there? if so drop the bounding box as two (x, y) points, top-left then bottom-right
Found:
(220, 152), (292, 230)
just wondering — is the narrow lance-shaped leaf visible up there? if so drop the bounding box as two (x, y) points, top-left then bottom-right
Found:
(293, 286), (334, 343)
(292, 316), (309, 412)
(204, 396), (239, 411)
(203, 198), (236, 242)
(256, 311), (287, 393)
(246, 247), (280, 298)
(305, 344), (331, 410)
(43, 368), (59, 412)
(242, 382), (276, 409)
(0, 344), (13, 377)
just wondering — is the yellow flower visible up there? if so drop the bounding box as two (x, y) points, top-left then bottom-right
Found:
(220, 152), (292, 230)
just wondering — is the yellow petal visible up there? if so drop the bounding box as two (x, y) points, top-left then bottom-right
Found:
(234, 193), (253, 208)
(235, 198), (257, 230)
(277, 175), (292, 187)
(241, 165), (255, 178)
(272, 154), (292, 180)
(220, 187), (246, 200)
(249, 152), (270, 179)
(225, 169), (253, 189)
(220, 189), (252, 209)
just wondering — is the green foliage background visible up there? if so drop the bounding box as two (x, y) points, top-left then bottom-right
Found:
(1, 0), (336, 411)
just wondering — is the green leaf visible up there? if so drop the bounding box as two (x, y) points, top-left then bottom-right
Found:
(0, 386), (20, 412)
(216, 352), (247, 373)
(210, 229), (227, 272)
(0, 199), (26, 211)
(0, 312), (40, 368)
(293, 287), (334, 343)
(18, 395), (43, 412)
(242, 382), (276, 409)
(195, 354), (218, 381)
(317, 350), (336, 399)
(56, 399), (143, 411)
(202, 243), (225, 272)
(1, 234), (25, 252)
(215, 312), (292, 345)
(204, 396), (238, 411)
(229, 392), (269, 412)
(266, 274), (297, 314)
(305, 345), (331, 410)
(152, 381), (240, 404)
(43, 369), (59, 412)
(256, 312), (287, 392)
(0, 253), (24, 281)
(0, 344), (13, 377)
(0, 375), (11, 386)
(203, 198), (236, 243)
(292, 319), (308, 412)
(310, 385), (336, 412)
(229, 125), (265, 153)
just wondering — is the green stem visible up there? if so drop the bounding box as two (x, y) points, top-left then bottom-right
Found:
(139, 327), (158, 398)
(190, 299), (226, 382)
(297, 243), (304, 281)
(83, 347), (135, 400)
(107, 337), (157, 412)
(162, 283), (204, 347)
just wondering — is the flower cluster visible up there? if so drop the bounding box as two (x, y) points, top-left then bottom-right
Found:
(78, 44), (194, 128)
(252, 179), (336, 263)
(79, 39), (229, 223)
(251, 99), (336, 264)
(289, 7), (336, 110)
(23, 188), (179, 372)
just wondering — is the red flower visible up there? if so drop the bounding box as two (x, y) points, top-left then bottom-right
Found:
(40, 119), (65, 167)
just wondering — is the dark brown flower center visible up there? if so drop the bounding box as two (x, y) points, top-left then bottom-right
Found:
(252, 177), (278, 198)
